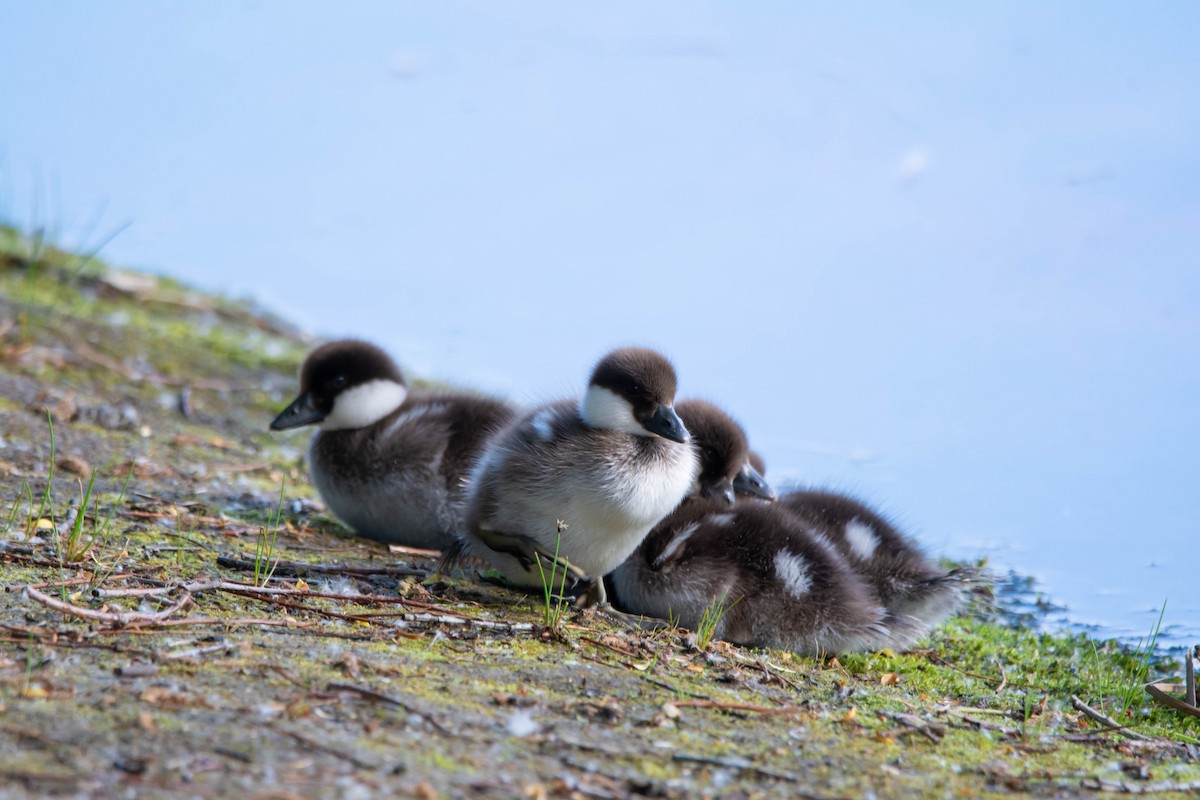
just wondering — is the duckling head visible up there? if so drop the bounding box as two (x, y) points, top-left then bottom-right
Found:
(270, 339), (408, 432)
(579, 347), (688, 443)
(674, 399), (755, 506)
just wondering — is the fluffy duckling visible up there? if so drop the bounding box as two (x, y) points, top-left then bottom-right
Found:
(778, 489), (982, 628)
(732, 449), (775, 501)
(737, 450), (982, 627)
(607, 402), (923, 655)
(446, 347), (699, 606)
(270, 339), (515, 549)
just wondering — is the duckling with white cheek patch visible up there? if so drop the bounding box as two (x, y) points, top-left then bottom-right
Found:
(444, 347), (699, 607)
(270, 340), (515, 550)
(608, 402), (924, 655)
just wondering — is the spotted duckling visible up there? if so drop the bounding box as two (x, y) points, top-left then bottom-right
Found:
(778, 488), (984, 628)
(737, 450), (983, 626)
(607, 402), (924, 655)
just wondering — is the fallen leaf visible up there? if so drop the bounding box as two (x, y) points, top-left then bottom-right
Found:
(295, 579), (309, 591)
(841, 707), (858, 724)
(881, 673), (900, 686)
(138, 711), (156, 732)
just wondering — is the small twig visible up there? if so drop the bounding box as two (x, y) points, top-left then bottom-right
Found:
(671, 754), (809, 788)
(398, 612), (535, 633)
(93, 616), (312, 633)
(216, 555), (425, 578)
(995, 658), (1008, 693)
(91, 586), (172, 599)
(326, 682), (452, 736)
(1079, 778), (1200, 794)
(159, 642), (232, 661)
(642, 675), (711, 701)
(579, 635), (640, 658)
(269, 727), (378, 770)
(6, 574), (133, 594)
(670, 699), (794, 716)
(949, 709), (1020, 736)
(1070, 695), (1154, 741)
(919, 650), (1001, 688)
(1144, 682), (1200, 721)
(883, 712), (946, 743)
(24, 586), (191, 626)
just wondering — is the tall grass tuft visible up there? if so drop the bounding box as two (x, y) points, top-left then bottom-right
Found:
(1118, 599), (1167, 715)
(254, 482), (286, 587)
(534, 519), (571, 630)
(695, 590), (736, 650)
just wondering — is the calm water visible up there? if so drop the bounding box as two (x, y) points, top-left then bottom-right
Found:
(2, 3), (1197, 649)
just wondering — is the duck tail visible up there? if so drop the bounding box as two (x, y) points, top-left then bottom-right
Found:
(897, 564), (991, 628)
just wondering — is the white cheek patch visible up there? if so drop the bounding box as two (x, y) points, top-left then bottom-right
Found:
(844, 519), (879, 560)
(579, 385), (651, 437)
(320, 380), (408, 431)
(774, 550), (812, 598)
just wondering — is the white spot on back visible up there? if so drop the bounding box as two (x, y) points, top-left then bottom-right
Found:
(844, 519), (878, 560)
(708, 512), (735, 528)
(652, 521), (701, 569)
(320, 380), (408, 431)
(774, 550), (812, 598)
(579, 385), (652, 437)
(530, 408), (556, 440)
(378, 401), (446, 440)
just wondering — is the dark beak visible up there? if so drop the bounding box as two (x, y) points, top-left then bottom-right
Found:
(643, 403), (689, 443)
(701, 477), (737, 506)
(733, 462), (776, 501)
(270, 392), (325, 430)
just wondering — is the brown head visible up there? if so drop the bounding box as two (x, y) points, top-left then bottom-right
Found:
(270, 339), (407, 431)
(675, 399), (750, 506)
(579, 347), (688, 443)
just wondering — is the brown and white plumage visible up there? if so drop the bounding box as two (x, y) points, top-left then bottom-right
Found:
(270, 339), (514, 549)
(778, 490), (983, 628)
(608, 401), (925, 655)
(446, 348), (699, 603)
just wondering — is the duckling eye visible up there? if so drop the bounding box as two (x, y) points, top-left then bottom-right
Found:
(702, 446), (719, 464)
(332, 375), (348, 390)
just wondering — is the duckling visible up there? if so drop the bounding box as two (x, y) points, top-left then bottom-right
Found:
(734, 451), (981, 626)
(270, 339), (515, 549)
(732, 448), (775, 501)
(607, 401), (923, 655)
(445, 347), (699, 606)
(778, 489), (983, 628)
